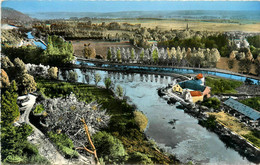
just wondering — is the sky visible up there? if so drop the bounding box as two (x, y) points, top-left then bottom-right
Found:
(2, 1), (260, 13)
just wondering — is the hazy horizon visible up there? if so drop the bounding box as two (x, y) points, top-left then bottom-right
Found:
(2, 1), (260, 14)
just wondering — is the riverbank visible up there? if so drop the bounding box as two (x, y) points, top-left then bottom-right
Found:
(73, 58), (260, 83)
(35, 79), (179, 164)
(158, 86), (260, 164)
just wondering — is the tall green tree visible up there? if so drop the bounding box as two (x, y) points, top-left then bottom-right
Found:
(116, 85), (123, 98)
(16, 73), (37, 95)
(140, 49), (144, 62)
(1, 81), (19, 126)
(117, 49), (121, 62)
(131, 48), (135, 62)
(152, 49), (159, 64)
(14, 58), (27, 76)
(107, 48), (112, 61)
(104, 77), (112, 89)
(239, 59), (252, 74)
(94, 73), (101, 86)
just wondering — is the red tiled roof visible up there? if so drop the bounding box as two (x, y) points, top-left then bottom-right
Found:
(190, 91), (203, 96)
(196, 73), (203, 80)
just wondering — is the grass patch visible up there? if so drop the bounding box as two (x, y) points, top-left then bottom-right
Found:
(47, 131), (78, 159)
(33, 104), (45, 114)
(205, 77), (243, 94)
(208, 111), (260, 149)
(239, 97), (260, 112)
(36, 79), (176, 164)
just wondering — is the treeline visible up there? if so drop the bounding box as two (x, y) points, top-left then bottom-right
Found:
(158, 34), (230, 57)
(2, 35), (75, 66)
(106, 46), (220, 68)
(247, 35), (260, 48)
(247, 35), (260, 60)
(34, 21), (220, 46)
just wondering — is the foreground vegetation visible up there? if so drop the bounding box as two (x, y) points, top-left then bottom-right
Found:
(205, 76), (243, 94)
(208, 111), (260, 149)
(2, 35), (74, 66)
(36, 79), (177, 164)
(1, 82), (49, 164)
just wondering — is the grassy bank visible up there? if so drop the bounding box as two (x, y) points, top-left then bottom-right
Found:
(239, 97), (260, 112)
(36, 79), (177, 164)
(208, 111), (260, 149)
(205, 76), (243, 94)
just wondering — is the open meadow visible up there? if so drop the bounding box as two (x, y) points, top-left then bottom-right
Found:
(92, 19), (260, 32)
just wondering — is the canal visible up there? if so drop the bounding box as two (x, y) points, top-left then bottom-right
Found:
(59, 68), (254, 164)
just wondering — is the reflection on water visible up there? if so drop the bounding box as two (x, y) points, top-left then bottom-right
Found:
(59, 69), (252, 164)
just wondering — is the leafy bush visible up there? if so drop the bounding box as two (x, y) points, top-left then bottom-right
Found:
(116, 85), (123, 98)
(33, 104), (45, 114)
(93, 131), (127, 163)
(128, 152), (153, 165)
(1, 124), (49, 164)
(1, 81), (20, 126)
(201, 97), (221, 109)
(133, 111), (148, 132)
(47, 131), (78, 158)
(4, 155), (24, 164)
(199, 115), (217, 130)
(104, 77), (112, 89)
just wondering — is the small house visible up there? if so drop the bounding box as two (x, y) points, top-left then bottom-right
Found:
(183, 90), (193, 102)
(172, 84), (183, 93)
(190, 91), (204, 103)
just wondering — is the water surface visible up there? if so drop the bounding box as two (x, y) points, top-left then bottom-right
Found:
(59, 69), (252, 164)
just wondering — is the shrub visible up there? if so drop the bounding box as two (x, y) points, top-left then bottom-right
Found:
(116, 85), (123, 98)
(199, 115), (217, 130)
(48, 67), (58, 79)
(93, 131), (127, 163)
(201, 97), (221, 109)
(104, 77), (112, 89)
(94, 73), (101, 86)
(47, 131), (78, 158)
(59, 146), (79, 159)
(67, 71), (78, 82)
(33, 104), (45, 114)
(133, 111), (148, 132)
(4, 155), (24, 164)
(129, 152), (153, 165)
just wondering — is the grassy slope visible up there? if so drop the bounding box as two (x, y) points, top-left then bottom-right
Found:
(36, 79), (176, 164)
(205, 76), (243, 94)
(239, 97), (260, 112)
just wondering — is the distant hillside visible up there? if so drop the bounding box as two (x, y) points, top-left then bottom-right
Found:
(26, 10), (260, 22)
(1, 7), (34, 23)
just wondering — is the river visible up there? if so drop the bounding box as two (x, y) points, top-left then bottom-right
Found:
(59, 68), (253, 164)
